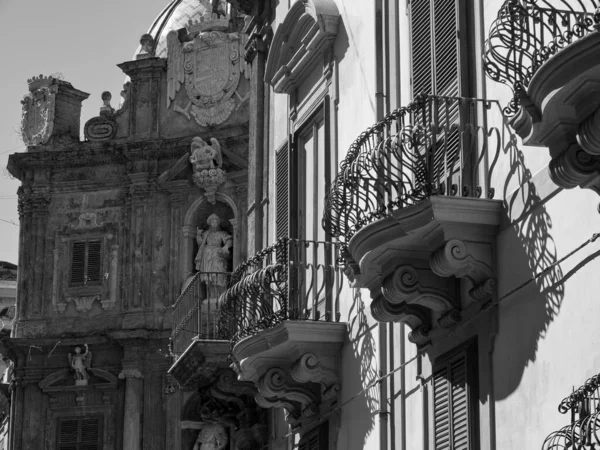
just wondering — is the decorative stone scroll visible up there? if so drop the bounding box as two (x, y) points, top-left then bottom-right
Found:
(83, 92), (118, 141)
(166, 1), (249, 127)
(429, 239), (496, 301)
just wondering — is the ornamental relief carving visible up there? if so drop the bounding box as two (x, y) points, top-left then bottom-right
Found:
(21, 75), (58, 146)
(252, 353), (340, 429)
(166, 2), (250, 127)
(374, 237), (497, 345)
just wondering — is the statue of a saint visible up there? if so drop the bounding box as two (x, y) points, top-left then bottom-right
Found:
(68, 344), (91, 383)
(195, 214), (232, 301)
(192, 423), (228, 450)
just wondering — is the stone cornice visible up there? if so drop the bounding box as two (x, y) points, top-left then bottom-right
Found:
(7, 129), (249, 178)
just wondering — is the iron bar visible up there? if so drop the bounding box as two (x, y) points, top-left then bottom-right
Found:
(170, 271), (232, 357)
(217, 238), (344, 347)
(322, 94), (506, 244)
(483, 0), (599, 115)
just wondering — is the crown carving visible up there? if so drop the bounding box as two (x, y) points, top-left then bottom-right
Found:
(186, 0), (230, 33)
(27, 74), (54, 92)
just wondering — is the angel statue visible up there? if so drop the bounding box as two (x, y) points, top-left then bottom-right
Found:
(189, 137), (223, 172)
(68, 344), (91, 384)
(192, 423), (228, 450)
(195, 213), (232, 301)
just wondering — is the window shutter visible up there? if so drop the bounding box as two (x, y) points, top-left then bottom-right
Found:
(298, 422), (328, 450)
(433, 0), (460, 98)
(70, 240), (103, 287)
(410, 0), (461, 97)
(433, 348), (475, 450)
(58, 418), (79, 448)
(410, 0), (433, 96)
(275, 145), (289, 239)
(58, 416), (102, 450)
(86, 241), (102, 284)
(70, 242), (86, 286)
(80, 417), (101, 450)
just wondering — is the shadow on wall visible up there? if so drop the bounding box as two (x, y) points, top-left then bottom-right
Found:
(339, 288), (379, 449)
(492, 139), (566, 400)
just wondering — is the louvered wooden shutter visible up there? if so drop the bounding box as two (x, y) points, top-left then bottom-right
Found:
(410, 0), (433, 96)
(275, 145), (289, 239)
(58, 416), (102, 450)
(70, 240), (103, 287)
(298, 422), (328, 450)
(410, 0), (461, 97)
(70, 242), (87, 285)
(86, 241), (102, 284)
(433, 0), (460, 98)
(433, 348), (476, 450)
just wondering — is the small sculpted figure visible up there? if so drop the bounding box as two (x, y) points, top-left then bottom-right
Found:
(99, 91), (115, 117)
(192, 423), (228, 450)
(190, 137), (222, 172)
(68, 344), (91, 382)
(195, 213), (232, 300)
(137, 33), (155, 59)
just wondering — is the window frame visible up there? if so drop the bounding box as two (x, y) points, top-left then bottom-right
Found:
(69, 238), (103, 288)
(431, 338), (480, 450)
(57, 414), (104, 450)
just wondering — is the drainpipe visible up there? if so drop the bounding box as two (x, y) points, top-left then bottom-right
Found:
(375, 1), (389, 450)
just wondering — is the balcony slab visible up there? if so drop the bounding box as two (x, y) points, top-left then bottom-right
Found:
(168, 338), (230, 388)
(231, 320), (346, 429)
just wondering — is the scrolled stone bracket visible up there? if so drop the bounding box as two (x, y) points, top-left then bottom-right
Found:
(381, 264), (456, 311)
(291, 353), (340, 402)
(429, 239), (495, 301)
(549, 143), (600, 193)
(256, 367), (319, 426)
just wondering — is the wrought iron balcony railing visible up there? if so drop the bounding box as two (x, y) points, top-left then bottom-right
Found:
(218, 238), (343, 346)
(484, 0), (599, 115)
(322, 94), (505, 242)
(170, 271), (232, 357)
(542, 372), (600, 449)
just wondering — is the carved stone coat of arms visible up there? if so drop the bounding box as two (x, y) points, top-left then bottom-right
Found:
(21, 75), (58, 146)
(167, 26), (248, 126)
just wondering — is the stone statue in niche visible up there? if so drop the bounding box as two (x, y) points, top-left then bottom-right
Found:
(190, 137), (227, 204)
(192, 423), (228, 450)
(68, 344), (91, 385)
(195, 213), (232, 301)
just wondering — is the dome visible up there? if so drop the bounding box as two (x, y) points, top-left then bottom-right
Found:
(137, 0), (206, 59)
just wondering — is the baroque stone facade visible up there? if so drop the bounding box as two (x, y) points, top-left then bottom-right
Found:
(5, 2), (252, 449)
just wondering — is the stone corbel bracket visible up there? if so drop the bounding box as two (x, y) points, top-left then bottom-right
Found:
(291, 352), (340, 402)
(256, 366), (319, 427)
(370, 297), (432, 346)
(231, 321), (346, 430)
(381, 265), (456, 310)
(549, 143), (600, 195)
(429, 239), (496, 301)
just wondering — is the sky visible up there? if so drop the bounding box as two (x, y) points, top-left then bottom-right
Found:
(0, 0), (172, 264)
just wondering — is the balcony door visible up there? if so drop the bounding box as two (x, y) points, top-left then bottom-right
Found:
(288, 106), (332, 319)
(409, 0), (475, 195)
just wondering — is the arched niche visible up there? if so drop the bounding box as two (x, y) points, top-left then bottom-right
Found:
(180, 390), (235, 450)
(265, 0), (340, 94)
(181, 192), (240, 287)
